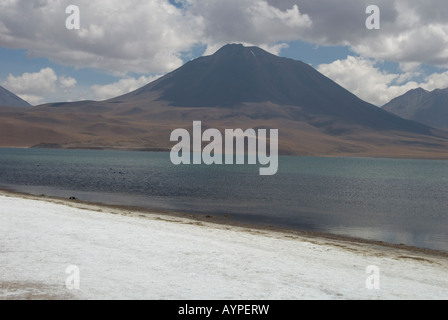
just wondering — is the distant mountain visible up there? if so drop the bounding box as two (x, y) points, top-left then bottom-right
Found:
(0, 86), (32, 107)
(1, 44), (448, 159)
(383, 88), (448, 130)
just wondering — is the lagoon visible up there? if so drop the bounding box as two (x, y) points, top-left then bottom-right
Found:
(0, 148), (447, 252)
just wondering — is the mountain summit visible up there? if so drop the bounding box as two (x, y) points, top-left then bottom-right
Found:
(114, 44), (431, 134)
(383, 87), (448, 130)
(120, 43), (365, 108)
(126, 43), (313, 107)
(0, 86), (31, 107)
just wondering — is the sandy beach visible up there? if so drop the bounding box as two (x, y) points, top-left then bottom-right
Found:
(0, 190), (447, 300)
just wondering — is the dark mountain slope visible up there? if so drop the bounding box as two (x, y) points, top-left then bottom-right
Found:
(383, 88), (448, 130)
(0, 86), (32, 107)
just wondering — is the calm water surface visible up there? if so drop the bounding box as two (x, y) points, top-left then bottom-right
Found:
(0, 148), (447, 252)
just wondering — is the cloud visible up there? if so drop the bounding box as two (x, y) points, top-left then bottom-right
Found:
(290, 0), (448, 68)
(190, 0), (311, 46)
(421, 71), (448, 91)
(318, 56), (448, 106)
(91, 75), (161, 100)
(0, 0), (312, 75)
(318, 56), (409, 106)
(2, 0), (447, 74)
(3, 68), (58, 105)
(59, 76), (77, 89)
(2, 68), (78, 105)
(4, 68), (57, 95)
(0, 0), (204, 75)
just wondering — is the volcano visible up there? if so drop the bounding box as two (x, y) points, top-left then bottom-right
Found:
(113, 44), (433, 134)
(1, 44), (448, 158)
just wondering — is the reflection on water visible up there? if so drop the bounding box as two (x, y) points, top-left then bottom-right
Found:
(0, 148), (447, 252)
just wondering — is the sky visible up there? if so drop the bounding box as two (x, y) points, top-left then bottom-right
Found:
(1, 0), (448, 106)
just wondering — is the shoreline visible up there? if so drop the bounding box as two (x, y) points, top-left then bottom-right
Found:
(1, 188), (447, 259)
(1, 189), (448, 299)
(2, 146), (448, 161)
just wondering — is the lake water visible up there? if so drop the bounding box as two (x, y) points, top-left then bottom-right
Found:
(0, 148), (447, 252)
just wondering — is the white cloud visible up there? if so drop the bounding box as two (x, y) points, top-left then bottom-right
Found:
(0, 0), (204, 75)
(59, 76), (77, 89)
(399, 62), (421, 73)
(2, 68), (78, 105)
(3, 68), (58, 105)
(0, 0), (313, 75)
(247, 2), (312, 41)
(318, 56), (407, 106)
(318, 56), (448, 106)
(421, 71), (448, 91)
(191, 0), (311, 50)
(1, 0), (448, 74)
(4, 68), (58, 96)
(258, 0), (448, 68)
(91, 75), (161, 101)
(303, 0), (448, 68)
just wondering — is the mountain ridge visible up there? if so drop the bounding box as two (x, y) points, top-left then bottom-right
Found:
(383, 87), (448, 130)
